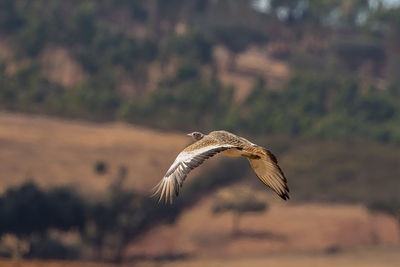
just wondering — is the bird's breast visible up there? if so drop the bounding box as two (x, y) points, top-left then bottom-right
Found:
(221, 148), (243, 157)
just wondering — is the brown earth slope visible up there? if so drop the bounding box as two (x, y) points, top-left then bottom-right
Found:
(0, 111), (399, 260)
(1, 246), (400, 267)
(129, 194), (399, 258)
(0, 111), (188, 195)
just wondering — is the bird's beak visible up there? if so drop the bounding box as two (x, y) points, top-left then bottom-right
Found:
(187, 133), (191, 137)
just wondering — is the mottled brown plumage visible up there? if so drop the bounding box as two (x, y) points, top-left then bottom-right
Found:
(152, 130), (289, 203)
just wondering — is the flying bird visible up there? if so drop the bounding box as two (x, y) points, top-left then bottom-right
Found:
(152, 130), (289, 203)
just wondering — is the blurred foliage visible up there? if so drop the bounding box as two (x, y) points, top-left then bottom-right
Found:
(212, 187), (268, 235)
(0, 183), (85, 238)
(26, 237), (81, 260)
(367, 199), (400, 217)
(331, 38), (385, 72)
(94, 160), (108, 175)
(161, 32), (213, 64)
(0, 136), (399, 261)
(118, 67), (236, 131)
(257, 136), (400, 204)
(242, 72), (400, 143)
(213, 189), (267, 214)
(1, 0), (400, 145)
(367, 199), (400, 235)
(0, 182), (86, 259)
(1, 0), (400, 261)
(211, 23), (268, 54)
(0, 158), (250, 261)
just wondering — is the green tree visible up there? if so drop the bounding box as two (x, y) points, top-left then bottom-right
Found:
(0, 182), (87, 259)
(0, 196), (4, 239)
(212, 24), (268, 70)
(47, 188), (86, 233)
(212, 187), (268, 236)
(367, 200), (400, 239)
(1, 183), (51, 259)
(2, 183), (51, 238)
(161, 32), (212, 64)
(70, 2), (98, 44)
(84, 165), (141, 262)
(0, 0), (24, 33)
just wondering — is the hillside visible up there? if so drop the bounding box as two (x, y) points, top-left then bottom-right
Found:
(1, 111), (400, 205)
(2, 1), (400, 144)
(0, 112), (399, 262)
(1, 246), (400, 267)
(0, 111), (188, 195)
(129, 197), (399, 257)
(2, 1), (400, 264)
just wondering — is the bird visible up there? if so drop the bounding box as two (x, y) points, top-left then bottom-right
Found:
(152, 130), (289, 203)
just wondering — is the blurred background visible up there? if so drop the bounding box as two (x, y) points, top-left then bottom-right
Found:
(0, 0), (400, 266)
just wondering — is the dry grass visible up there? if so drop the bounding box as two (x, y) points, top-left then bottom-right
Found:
(0, 111), (188, 195)
(0, 259), (118, 267)
(128, 193), (399, 257)
(1, 247), (399, 267)
(1, 111), (399, 262)
(165, 246), (400, 267)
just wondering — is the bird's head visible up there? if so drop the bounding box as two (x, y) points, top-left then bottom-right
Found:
(187, 131), (205, 141)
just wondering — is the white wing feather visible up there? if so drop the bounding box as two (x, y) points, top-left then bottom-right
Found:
(152, 144), (236, 203)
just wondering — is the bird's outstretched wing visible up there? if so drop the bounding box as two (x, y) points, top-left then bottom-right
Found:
(152, 138), (237, 204)
(245, 146), (290, 200)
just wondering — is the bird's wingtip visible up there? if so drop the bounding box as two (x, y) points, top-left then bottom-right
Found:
(280, 193), (290, 201)
(150, 178), (175, 204)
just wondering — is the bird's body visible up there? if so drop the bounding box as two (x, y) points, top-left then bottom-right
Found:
(152, 130), (289, 203)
